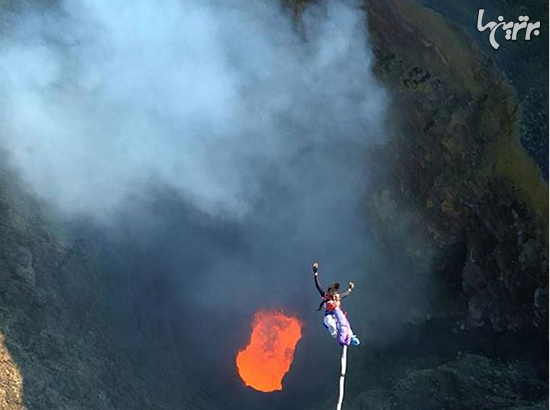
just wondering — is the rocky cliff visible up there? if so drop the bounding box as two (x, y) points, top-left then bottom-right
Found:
(333, 0), (548, 408)
(0, 162), (217, 409)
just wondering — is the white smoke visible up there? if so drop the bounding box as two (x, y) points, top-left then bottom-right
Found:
(0, 0), (387, 221)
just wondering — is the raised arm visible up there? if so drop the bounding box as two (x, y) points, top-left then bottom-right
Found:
(340, 282), (355, 299)
(312, 262), (325, 297)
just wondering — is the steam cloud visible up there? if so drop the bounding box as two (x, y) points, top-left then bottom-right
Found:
(0, 0), (386, 221)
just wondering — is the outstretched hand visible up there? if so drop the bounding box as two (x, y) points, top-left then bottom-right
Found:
(312, 262), (319, 274)
(348, 281), (355, 290)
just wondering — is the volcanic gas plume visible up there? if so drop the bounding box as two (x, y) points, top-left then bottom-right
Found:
(236, 310), (302, 393)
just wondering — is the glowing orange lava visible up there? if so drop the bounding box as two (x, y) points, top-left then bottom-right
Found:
(236, 310), (303, 393)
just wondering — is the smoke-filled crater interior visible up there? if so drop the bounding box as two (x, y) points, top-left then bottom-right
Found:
(0, 0), (547, 409)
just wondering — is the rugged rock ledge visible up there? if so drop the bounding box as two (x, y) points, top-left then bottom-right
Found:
(352, 354), (547, 410)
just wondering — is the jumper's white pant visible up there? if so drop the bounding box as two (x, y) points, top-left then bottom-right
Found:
(323, 313), (338, 338)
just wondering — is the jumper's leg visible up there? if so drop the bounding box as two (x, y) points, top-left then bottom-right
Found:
(323, 313), (338, 338)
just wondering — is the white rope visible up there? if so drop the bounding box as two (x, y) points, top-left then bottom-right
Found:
(336, 344), (348, 410)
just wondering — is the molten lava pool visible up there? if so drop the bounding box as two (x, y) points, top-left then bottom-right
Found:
(236, 310), (303, 392)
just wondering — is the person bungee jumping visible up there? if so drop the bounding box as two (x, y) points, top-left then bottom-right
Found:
(312, 262), (360, 346)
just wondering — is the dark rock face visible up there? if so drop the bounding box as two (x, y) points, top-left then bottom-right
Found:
(364, 0), (548, 333)
(0, 167), (217, 410)
(350, 354), (547, 410)
(336, 1), (548, 409)
(416, 0), (549, 179)
(393, 354), (546, 410)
